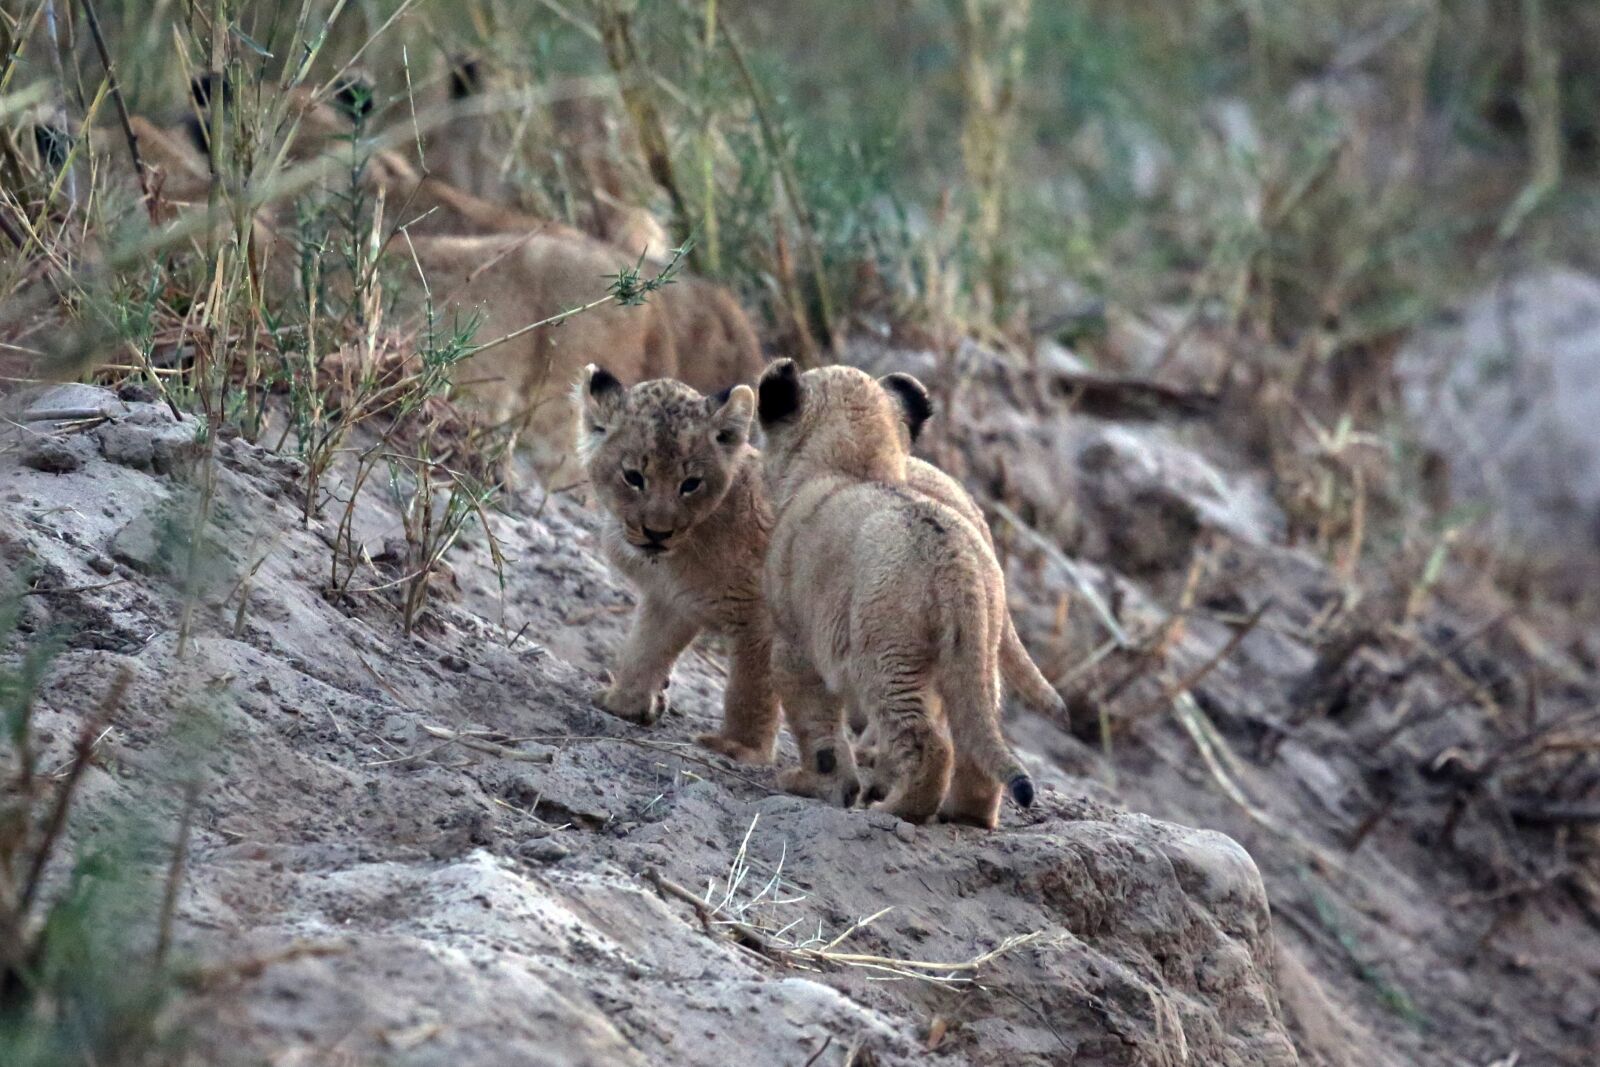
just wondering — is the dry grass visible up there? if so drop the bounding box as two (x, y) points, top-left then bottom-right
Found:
(646, 815), (1056, 986)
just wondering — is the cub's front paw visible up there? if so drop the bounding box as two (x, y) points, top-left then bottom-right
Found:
(776, 766), (821, 797)
(696, 732), (772, 765)
(778, 765), (860, 808)
(595, 678), (669, 725)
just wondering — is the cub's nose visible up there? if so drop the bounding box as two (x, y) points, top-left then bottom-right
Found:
(642, 526), (674, 545)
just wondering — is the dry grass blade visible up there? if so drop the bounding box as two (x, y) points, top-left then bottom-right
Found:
(178, 941), (350, 992)
(418, 723), (556, 764)
(1119, 597), (1274, 732)
(646, 818), (1052, 986)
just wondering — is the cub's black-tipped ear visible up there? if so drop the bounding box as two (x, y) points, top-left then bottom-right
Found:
(32, 124), (71, 173)
(332, 73), (375, 122)
(757, 359), (802, 426)
(880, 372), (933, 442)
(449, 55), (483, 100)
(191, 71), (230, 111)
(587, 364), (622, 399)
(579, 364), (624, 433)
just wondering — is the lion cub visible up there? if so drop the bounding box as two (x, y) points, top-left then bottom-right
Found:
(757, 360), (1034, 827)
(578, 367), (780, 761)
(579, 364), (1060, 803)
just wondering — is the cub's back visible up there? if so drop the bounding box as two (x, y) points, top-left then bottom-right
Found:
(769, 477), (997, 641)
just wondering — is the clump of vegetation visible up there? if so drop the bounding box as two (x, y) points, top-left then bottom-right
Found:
(0, 583), (188, 1067)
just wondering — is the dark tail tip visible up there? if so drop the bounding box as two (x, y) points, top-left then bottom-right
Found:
(1007, 772), (1035, 809)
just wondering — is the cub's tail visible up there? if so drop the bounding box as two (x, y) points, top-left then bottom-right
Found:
(999, 615), (1065, 721)
(942, 592), (1035, 810)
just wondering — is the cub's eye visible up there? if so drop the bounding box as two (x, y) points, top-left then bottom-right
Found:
(623, 469), (645, 490)
(715, 430), (735, 445)
(679, 477), (703, 495)
(590, 424), (606, 435)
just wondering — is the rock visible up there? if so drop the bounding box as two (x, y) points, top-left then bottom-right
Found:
(117, 380), (159, 403)
(97, 408), (202, 475)
(518, 837), (570, 863)
(382, 714), (416, 745)
(109, 502), (219, 579)
(20, 433), (94, 473)
(892, 819), (916, 843)
(1399, 267), (1600, 552)
(19, 382), (119, 420)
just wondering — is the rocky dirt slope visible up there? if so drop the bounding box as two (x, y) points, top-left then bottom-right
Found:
(2, 381), (1299, 1066)
(3, 313), (1598, 1065)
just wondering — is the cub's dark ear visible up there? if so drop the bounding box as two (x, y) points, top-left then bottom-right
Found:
(757, 359), (802, 427)
(190, 71), (231, 111)
(449, 55), (483, 100)
(32, 123), (71, 173)
(579, 364), (625, 432)
(880, 372), (932, 442)
(332, 72), (375, 122)
(585, 364), (622, 399)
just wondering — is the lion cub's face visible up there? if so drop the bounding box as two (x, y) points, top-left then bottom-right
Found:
(579, 366), (755, 557)
(755, 361), (932, 497)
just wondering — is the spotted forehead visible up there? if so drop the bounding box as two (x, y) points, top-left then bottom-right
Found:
(620, 379), (714, 461)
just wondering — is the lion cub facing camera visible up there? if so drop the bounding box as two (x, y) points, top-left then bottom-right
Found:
(578, 368), (781, 762)
(757, 361), (1034, 827)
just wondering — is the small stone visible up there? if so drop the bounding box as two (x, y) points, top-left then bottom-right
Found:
(894, 820), (916, 843)
(20, 435), (87, 473)
(382, 714), (415, 744)
(439, 653), (469, 673)
(519, 837), (570, 863)
(116, 381), (158, 403)
(88, 555), (115, 575)
(866, 810), (898, 831)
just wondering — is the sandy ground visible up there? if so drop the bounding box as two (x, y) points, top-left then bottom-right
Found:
(2, 349), (1596, 1065)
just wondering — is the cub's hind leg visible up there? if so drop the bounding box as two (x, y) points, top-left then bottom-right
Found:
(939, 754), (1004, 829)
(939, 641), (1031, 828)
(771, 638), (859, 808)
(863, 683), (952, 825)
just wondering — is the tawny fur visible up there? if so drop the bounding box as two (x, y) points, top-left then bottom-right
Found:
(152, 84), (763, 489)
(577, 368), (1059, 788)
(757, 361), (1034, 828)
(277, 90), (762, 488)
(578, 369), (778, 762)
(395, 235), (678, 490)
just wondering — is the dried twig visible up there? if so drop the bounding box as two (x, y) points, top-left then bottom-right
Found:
(155, 776), (201, 967)
(418, 723), (555, 764)
(1119, 598), (1274, 732)
(178, 941), (350, 992)
(20, 664), (132, 912)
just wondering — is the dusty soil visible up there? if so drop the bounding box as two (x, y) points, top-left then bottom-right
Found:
(2, 329), (1597, 1065)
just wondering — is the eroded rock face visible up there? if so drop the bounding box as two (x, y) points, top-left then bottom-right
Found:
(2, 384), (1300, 1066)
(1399, 267), (1600, 552)
(9, 382), (203, 478)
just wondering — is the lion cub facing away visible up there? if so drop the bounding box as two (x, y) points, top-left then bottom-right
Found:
(757, 361), (1034, 827)
(581, 364), (1053, 826)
